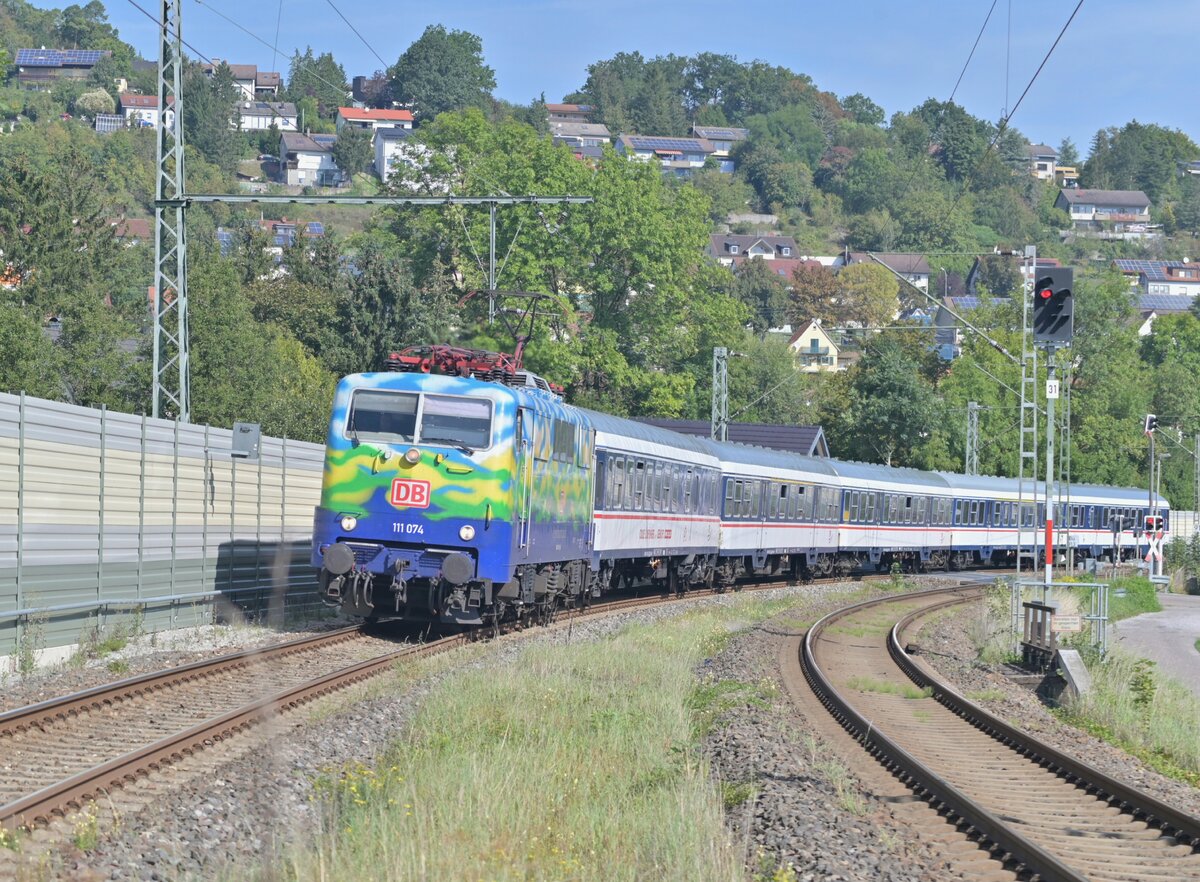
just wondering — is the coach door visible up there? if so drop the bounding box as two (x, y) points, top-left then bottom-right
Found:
(516, 409), (533, 555)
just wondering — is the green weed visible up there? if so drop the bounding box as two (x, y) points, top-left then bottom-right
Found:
(845, 676), (932, 700)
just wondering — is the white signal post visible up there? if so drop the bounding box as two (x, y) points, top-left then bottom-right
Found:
(1044, 346), (1057, 586)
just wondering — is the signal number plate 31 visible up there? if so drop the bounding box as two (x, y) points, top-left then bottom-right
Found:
(390, 478), (431, 508)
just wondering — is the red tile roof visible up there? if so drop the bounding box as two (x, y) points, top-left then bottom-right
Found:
(337, 107), (414, 122)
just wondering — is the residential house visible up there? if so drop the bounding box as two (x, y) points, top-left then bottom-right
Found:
(617, 135), (716, 176)
(634, 418), (829, 457)
(1055, 166), (1079, 188)
(111, 217), (151, 245)
(374, 126), (435, 186)
(546, 103), (594, 124)
(118, 93), (174, 128)
(787, 319), (840, 372)
(255, 71), (281, 97)
(709, 234), (798, 265)
(1055, 188), (1152, 234)
(1137, 293), (1194, 336)
(756, 257), (824, 280)
(550, 121), (611, 149)
(260, 218), (325, 247)
(16, 48), (111, 89)
(336, 107), (414, 135)
(692, 125), (748, 172)
(201, 61), (260, 100)
(835, 251), (931, 291)
(237, 101), (297, 132)
(1027, 144), (1057, 181)
(1140, 263), (1200, 298)
(279, 132), (345, 187)
(1113, 259), (1200, 297)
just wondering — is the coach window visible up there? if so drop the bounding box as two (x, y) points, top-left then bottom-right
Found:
(846, 491), (857, 523)
(595, 456), (607, 507)
(633, 460), (646, 511)
(885, 494), (897, 524)
(917, 496), (928, 524)
(725, 480), (736, 519)
(610, 457), (625, 509)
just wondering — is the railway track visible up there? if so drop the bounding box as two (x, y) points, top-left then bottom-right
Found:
(798, 584), (1200, 881)
(0, 579), (807, 834)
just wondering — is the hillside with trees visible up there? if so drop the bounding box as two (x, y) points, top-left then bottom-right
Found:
(1, 2), (1199, 507)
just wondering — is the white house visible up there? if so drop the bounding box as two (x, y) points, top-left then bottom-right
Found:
(237, 101), (297, 132)
(616, 134), (717, 176)
(336, 106), (414, 135)
(119, 93), (171, 128)
(1027, 144), (1057, 181)
(280, 132), (344, 187)
(1055, 188), (1152, 233)
(709, 234), (799, 265)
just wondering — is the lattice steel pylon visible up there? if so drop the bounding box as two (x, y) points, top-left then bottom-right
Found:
(152, 0), (189, 421)
(965, 401), (980, 475)
(711, 347), (729, 441)
(1016, 247), (1039, 581)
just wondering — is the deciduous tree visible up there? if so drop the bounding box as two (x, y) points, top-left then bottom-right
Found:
(389, 25), (495, 121)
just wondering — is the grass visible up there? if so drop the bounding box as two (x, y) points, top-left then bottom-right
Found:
(280, 595), (802, 882)
(1104, 576), (1161, 622)
(844, 676), (932, 700)
(1195, 638), (1200, 655)
(1059, 648), (1200, 787)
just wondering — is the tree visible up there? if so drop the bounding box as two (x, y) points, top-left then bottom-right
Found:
(75, 87), (114, 116)
(389, 25), (495, 121)
(332, 125), (372, 176)
(1057, 137), (1080, 167)
(183, 62), (241, 173)
(788, 263), (840, 326)
(837, 339), (941, 466)
(836, 262), (899, 328)
(0, 303), (61, 398)
(841, 92), (884, 126)
(287, 48), (348, 119)
(732, 258), (789, 335)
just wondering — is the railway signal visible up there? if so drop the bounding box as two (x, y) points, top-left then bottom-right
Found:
(1144, 413), (1158, 435)
(1032, 268), (1074, 344)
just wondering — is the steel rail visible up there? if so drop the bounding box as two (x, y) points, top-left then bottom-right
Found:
(801, 585), (1090, 882)
(888, 609), (1200, 847)
(0, 634), (468, 829)
(0, 625), (366, 737)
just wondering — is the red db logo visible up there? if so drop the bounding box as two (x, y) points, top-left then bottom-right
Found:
(390, 479), (431, 508)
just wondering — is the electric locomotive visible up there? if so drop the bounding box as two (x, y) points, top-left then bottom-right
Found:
(312, 348), (597, 625)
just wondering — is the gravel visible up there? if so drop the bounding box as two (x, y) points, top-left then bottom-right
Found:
(6, 578), (1195, 882)
(913, 599), (1200, 818)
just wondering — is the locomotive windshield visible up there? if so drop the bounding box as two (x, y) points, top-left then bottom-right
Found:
(347, 390), (492, 449)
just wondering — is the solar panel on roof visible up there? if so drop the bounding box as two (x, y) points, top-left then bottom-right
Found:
(306, 222), (324, 235)
(17, 48), (105, 66)
(630, 136), (707, 150)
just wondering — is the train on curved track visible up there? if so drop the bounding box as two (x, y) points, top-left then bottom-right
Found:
(312, 348), (1169, 626)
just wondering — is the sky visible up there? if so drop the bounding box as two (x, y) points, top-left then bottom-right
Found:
(92, 0), (1197, 155)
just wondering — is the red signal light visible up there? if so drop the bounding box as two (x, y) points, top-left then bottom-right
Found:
(1038, 288), (1053, 299)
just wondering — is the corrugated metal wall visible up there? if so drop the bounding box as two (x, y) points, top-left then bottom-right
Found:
(0, 392), (325, 660)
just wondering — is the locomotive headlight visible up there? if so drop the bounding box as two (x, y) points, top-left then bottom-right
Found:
(339, 515), (358, 532)
(404, 447), (421, 464)
(459, 525), (476, 541)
